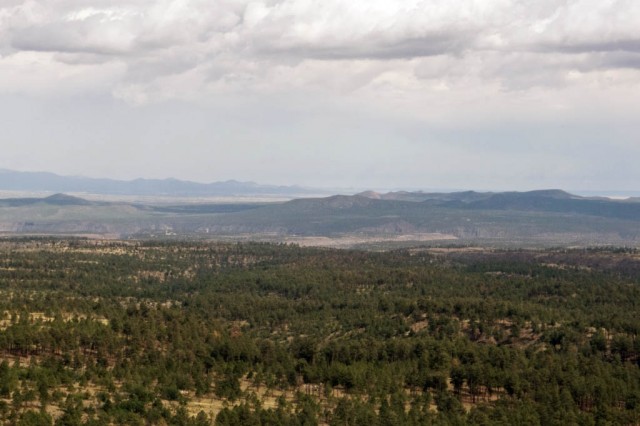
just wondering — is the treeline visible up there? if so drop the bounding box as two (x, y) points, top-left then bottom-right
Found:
(0, 240), (638, 424)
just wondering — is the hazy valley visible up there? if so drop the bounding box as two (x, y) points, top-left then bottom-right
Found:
(0, 183), (639, 248)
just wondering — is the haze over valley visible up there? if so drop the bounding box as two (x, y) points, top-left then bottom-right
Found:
(1, 170), (638, 248)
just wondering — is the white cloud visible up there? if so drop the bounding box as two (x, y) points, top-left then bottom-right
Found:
(2, 0), (639, 102)
(0, 51), (126, 96)
(1, 0), (639, 189)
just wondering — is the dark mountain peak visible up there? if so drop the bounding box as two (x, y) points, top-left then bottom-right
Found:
(0, 193), (93, 208)
(520, 189), (577, 199)
(356, 191), (382, 199)
(453, 190), (484, 197)
(44, 193), (91, 206)
(465, 190), (578, 208)
(440, 191), (493, 202)
(325, 194), (373, 207)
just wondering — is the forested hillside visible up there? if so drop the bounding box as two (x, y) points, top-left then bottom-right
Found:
(0, 240), (639, 425)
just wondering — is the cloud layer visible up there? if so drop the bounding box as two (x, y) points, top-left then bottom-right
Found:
(1, 1), (639, 190)
(3, 1), (640, 99)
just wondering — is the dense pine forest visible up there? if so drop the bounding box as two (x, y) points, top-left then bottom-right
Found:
(0, 239), (639, 425)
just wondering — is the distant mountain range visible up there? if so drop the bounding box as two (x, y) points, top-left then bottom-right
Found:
(355, 189), (640, 221)
(0, 188), (639, 247)
(0, 169), (317, 197)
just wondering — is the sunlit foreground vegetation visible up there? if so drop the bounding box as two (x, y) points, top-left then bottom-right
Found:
(0, 239), (639, 425)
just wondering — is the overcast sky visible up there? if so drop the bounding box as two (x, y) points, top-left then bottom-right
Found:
(1, 0), (639, 191)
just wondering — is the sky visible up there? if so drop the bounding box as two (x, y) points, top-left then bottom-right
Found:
(1, 0), (639, 192)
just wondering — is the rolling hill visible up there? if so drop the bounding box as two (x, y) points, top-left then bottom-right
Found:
(0, 190), (638, 246)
